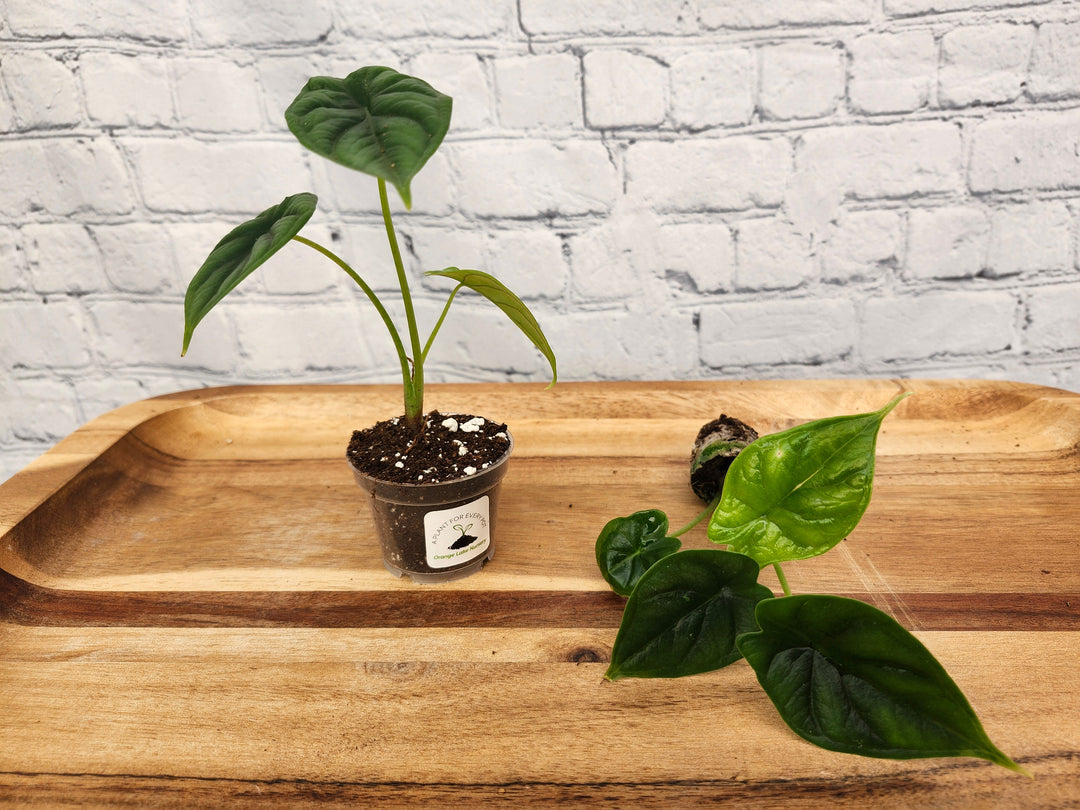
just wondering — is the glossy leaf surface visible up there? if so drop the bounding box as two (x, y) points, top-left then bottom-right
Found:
(737, 595), (1024, 772)
(427, 267), (558, 386)
(183, 193), (317, 354)
(595, 509), (681, 597)
(285, 66), (451, 208)
(606, 550), (773, 681)
(707, 394), (907, 566)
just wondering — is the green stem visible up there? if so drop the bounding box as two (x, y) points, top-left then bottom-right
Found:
(290, 235), (413, 395)
(773, 563), (793, 597)
(379, 178), (424, 427)
(420, 283), (463, 364)
(670, 497), (720, 538)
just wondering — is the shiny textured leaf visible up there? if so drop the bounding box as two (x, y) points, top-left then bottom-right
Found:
(595, 509), (681, 597)
(707, 394), (908, 566)
(737, 595), (1024, 772)
(606, 550), (773, 681)
(285, 65), (451, 208)
(182, 193), (317, 355)
(427, 267), (557, 386)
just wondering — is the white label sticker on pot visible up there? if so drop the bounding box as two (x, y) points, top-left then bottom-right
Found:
(424, 495), (491, 569)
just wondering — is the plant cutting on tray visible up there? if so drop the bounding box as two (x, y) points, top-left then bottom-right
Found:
(596, 395), (1027, 775)
(180, 65), (556, 583)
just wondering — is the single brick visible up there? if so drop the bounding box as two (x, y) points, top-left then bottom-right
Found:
(435, 305), (545, 376)
(81, 52), (173, 127)
(494, 54), (581, 130)
(702, 0), (874, 28)
(4, 0), (188, 39)
(0, 140), (132, 217)
(626, 136), (792, 212)
(409, 53), (493, 132)
(338, 0), (509, 38)
(670, 49), (754, 128)
(232, 302), (379, 374)
(700, 298), (857, 367)
(736, 217), (815, 290)
(549, 307), (698, 378)
(939, 23), (1035, 108)
(848, 31), (937, 115)
(636, 220), (736, 294)
(1026, 283), (1080, 351)
(584, 50), (666, 129)
(861, 290), (1016, 361)
(760, 42), (845, 121)
(2, 51), (81, 129)
(92, 223), (179, 294)
(568, 221), (644, 301)
(91, 299), (237, 372)
(0, 301), (90, 368)
(406, 226), (488, 280)
(822, 209), (903, 282)
(907, 207), (989, 280)
(1029, 22), (1080, 101)
(455, 140), (620, 218)
(128, 139), (311, 214)
(259, 222), (345, 295)
(23, 224), (106, 294)
(796, 121), (963, 200)
(969, 110), (1080, 193)
(520, 0), (691, 35)
(174, 58), (265, 132)
(987, 201), (1072, 277)
(485, 229), (569, 299)
(190, 0), (332, 45)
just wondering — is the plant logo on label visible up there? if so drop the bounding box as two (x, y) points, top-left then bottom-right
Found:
(424, 496), (490, 568)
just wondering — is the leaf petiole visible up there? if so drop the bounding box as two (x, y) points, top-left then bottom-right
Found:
(420, 282), (463, 364)
(378, 178), (424, 429)
(773, 562), (792, 597)
(670, 496), (720, 538)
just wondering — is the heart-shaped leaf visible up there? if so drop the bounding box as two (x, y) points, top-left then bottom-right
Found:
(427, 267), (558, 386)
(707, 394), (908, 566)
(595, 509), (681, 597)
(182, 192), (318, 355)
(285, 65), (451, 209)
(737, 595), (1025, 772)
(606, 549), (773, 681)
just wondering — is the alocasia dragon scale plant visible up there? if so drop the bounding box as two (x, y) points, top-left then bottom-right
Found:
(596, 394), (1026, 774)
(180, 66), (556, 433)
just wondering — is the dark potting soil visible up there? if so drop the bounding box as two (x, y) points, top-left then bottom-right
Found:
(346, 410), (511, 485)
(690, 414), (759, 502)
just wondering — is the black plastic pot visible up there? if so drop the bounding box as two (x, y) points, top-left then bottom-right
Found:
(349, 431), (513, 583)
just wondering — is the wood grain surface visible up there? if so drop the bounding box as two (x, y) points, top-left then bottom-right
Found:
(1, 379), (1077, 806)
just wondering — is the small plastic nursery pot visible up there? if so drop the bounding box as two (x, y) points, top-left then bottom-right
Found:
(348, 432), (514, 584)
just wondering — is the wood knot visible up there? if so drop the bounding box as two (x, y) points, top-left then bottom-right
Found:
(566, 647), (606, 664)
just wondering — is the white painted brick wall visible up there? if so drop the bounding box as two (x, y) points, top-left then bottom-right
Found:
(3, 0), (1080, 483)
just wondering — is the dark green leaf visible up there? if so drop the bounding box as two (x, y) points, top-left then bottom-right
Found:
(182, 193), (318, 355)
(737, 595), (1024, 772)
(707, 394), (908, 566)
(595, 509), (681, 597)
(427, 267), (557, 386)
(285, 65), (451, 209)
(606, 549), (773, 681)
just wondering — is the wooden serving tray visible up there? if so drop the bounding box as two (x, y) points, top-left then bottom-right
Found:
(1, 380), (1077, 806)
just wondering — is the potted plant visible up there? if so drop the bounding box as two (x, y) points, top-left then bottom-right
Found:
(180, 65), (557, 583)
